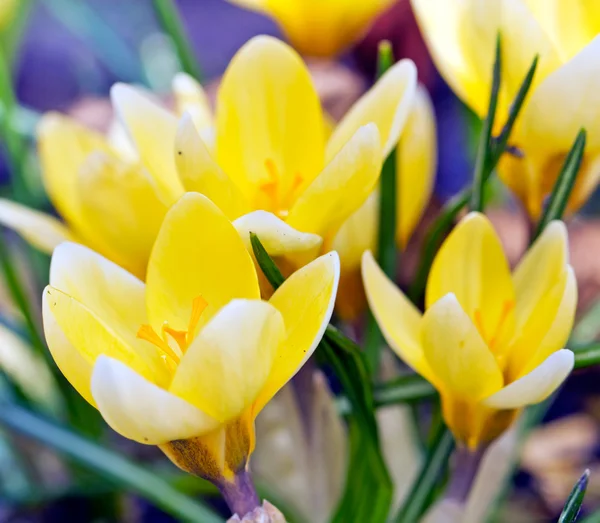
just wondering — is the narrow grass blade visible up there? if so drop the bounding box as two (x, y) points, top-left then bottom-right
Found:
(559, 469), (590, 523)
(573, 343), (600, 369)
(249, 233), (284, 289)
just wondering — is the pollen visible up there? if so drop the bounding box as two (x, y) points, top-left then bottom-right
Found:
(474, 300), (514, 350)
(137, 295), (209, 365)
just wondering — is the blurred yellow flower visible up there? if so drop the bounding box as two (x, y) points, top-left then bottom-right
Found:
(226, 0), (395, 57)
(363, 212), (576, 448)
(411, 0), (600, 219)
(0, 36), (416, 297)
(332, 85), (437, 320)
(43, 192), (339, 484)
(0, 0), (17, 31)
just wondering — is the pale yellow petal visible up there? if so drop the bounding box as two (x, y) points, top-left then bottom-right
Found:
(77, 152), (168, 278)
(172, 73), (214, 132)
(170, 299), (284, 422)
(233, 210), (323, 267)
(215, 36), (325, 198)
(0, 198), (74, 253)
(421, 293), (503, 400)
(483, 349), (573, 409)
(326, 59), (417, 161)
(175, 113), (249, 220)
(92, 356), (220, 444)
(255, 252), (339, 414)
(397, 86), (436, 247)
(37, 113), (112, 228)
(362, 250), (434, 382)
(426, 212), (515, 355)
(146, 193), (260, 332)
(287, 123), (382, 238)
(110, 83), (184, 203)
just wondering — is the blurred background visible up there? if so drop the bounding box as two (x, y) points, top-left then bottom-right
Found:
(1, 0), (599, 521)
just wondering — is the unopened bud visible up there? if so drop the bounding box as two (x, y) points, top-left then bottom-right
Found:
(227, 500), (287, 523)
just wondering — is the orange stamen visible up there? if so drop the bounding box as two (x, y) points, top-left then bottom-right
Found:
(137, 324), (180, 361)
(163, 325), (188, 352)
(473, 309), (487, 341)
(257, 159), (304, 218)
(488, 300), (514, 348)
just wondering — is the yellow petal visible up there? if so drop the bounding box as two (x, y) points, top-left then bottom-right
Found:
(170, 299), (284, 422)
(287, 123), (382, 239)
(215, 36), (325, 198)
(0, 198), (74, 253)
(483, 349), (573, 409)
(326, 59), (417, 161)
(227, 0), (395, 57)
(49, 242), (147, 352)
(517, 36), (600, 155)
(426, 212), (515, 355)
(92, 356), (220, 444)
(233, 210), (323, 267)
(254, 252), (340, 414)
(37, 113), (112, 228)
(110, 83), (184, 203)
(421, 293), (503, 400)
(175, 113), (249, 220)
(397, 85), (436, 247)
(146, 193), (260, 332)
(523, 0), (600, 61)
(77, 152), (169, 279)
(43, 286), (169, 397)
(362, 251), (435, 381)
(172, 72), (214, 132)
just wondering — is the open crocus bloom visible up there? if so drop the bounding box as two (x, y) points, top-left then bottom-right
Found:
(42, 192), (340, 484)
(363, 212), (576, 448)
(411, 0), (600, 219)
(226, 0), (395, 57)
(332, 85), (437, 320)
(0, 36), (415, 294)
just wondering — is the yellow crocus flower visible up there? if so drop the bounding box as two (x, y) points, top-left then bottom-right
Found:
(226, 0), (395, 57)
(43, 192), (339, 496)
(411, 0), (600, 219)
(363, 212), (576, 448)
(0, 36), (415, 292)
(332, 85), (437, 320)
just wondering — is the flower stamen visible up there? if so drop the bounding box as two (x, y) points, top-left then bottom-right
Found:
(257, 158), (304, 219)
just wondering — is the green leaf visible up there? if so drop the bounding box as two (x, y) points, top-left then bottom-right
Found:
(573, 343), (600, 369)
(377, 40), (394, 80)
(251, 234), (393, 522)
(374, 373), (437, 407)
(533, 129), (586, 241)
(0, 402), (222, 523)
(393, 423), (455, 523)
(152, 0), (202, 80)
(559, 469), (590, 523)
(470, 34), (501, 213)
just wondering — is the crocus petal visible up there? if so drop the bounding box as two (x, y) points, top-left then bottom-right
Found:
(111, 83), (184, 203)
(0, 198), (74, 253)
(37, 113), (112, 228)
(483, 349), (574, 409)
(517, 35), (600, 155)
(170, 299), (284, 422)
(287, 123), (382, 238)
(421, 293), (503, 401)
(215, 36), (325, 198)
(49, 242), (148, 350)
(227, 0), (395, 57)
(234, 210), (322, 266)
(362, 251), (434, 382)
(175, 113), (249, 220)
(172, 73), (214, 132)
(92, 356), (220, 445)
(326, 59), (417, 161)
(77, 152), (169, 278)
(146, 193), (260, 332)
(397, 86), (437, 247)
(254, 252), (340, 414)
(426, 212), (515, 353)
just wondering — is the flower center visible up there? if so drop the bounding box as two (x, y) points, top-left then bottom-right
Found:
(257, 158), (303, 219)
(137, 296), (208, 366)
(473, 299), (514, 353)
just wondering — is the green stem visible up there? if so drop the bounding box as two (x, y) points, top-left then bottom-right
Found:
(152, 0), (202, 79)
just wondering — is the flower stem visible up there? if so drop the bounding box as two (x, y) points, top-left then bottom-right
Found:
(445, 445), (487, 503)
(219, 469), (260, 518)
